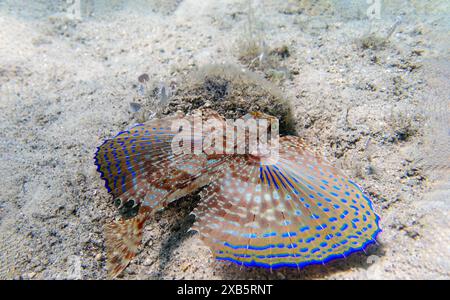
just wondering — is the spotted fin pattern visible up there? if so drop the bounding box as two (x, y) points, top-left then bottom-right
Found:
(96, 114), (179, 210)
(96, 114), (217, 211)
(192, 136), (380, 269)
(104, 208), (150, 278)
(95, 112), (228, 276)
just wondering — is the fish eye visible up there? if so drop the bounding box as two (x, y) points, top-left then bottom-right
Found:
(114, 198), (122, 207)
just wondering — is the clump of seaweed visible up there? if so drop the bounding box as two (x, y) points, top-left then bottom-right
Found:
(163, 64), (297, 135)
(236, 1), (293, 83)
(237, 0), (268, 70)
(360, 17), (402, 50)
(144, 0), (183, 15)
(130, 74), (173, 123)
(238, 38), (268, 69)
(383, 108), (421, 143)
(238, 41), (293, 83)
(279, 0), (334, 16)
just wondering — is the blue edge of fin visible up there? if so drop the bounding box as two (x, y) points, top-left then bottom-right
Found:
(216, 227), (381, 269)
(93, 123), (145, 194)
(93, 124), (381, 269)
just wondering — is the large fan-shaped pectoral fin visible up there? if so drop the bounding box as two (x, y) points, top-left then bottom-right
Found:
(192, 137), (381, 269)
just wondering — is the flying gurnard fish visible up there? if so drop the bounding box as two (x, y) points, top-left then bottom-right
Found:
(94, 109), (380, 278)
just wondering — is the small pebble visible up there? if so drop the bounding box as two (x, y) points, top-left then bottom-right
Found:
(364, 165), (375, 175)
(24, 272), (36, 279)
(406, 230), (420, 239)
(138, 73), (150, 83)
(129, 102), (142, 113)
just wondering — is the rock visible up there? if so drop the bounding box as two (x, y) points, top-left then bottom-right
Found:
(129, 102), (142, 113)
(406, 230), (420, 239)
(138, 73), (150, 83)
(23, 272), (36, 279)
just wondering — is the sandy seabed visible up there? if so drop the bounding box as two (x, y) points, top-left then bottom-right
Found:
(0, 0), (449, 279)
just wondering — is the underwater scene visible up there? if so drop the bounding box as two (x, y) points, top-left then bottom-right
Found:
(0, 0), (449, 280)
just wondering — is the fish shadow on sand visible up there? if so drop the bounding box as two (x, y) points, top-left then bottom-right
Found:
(154, 194), (201, 277)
